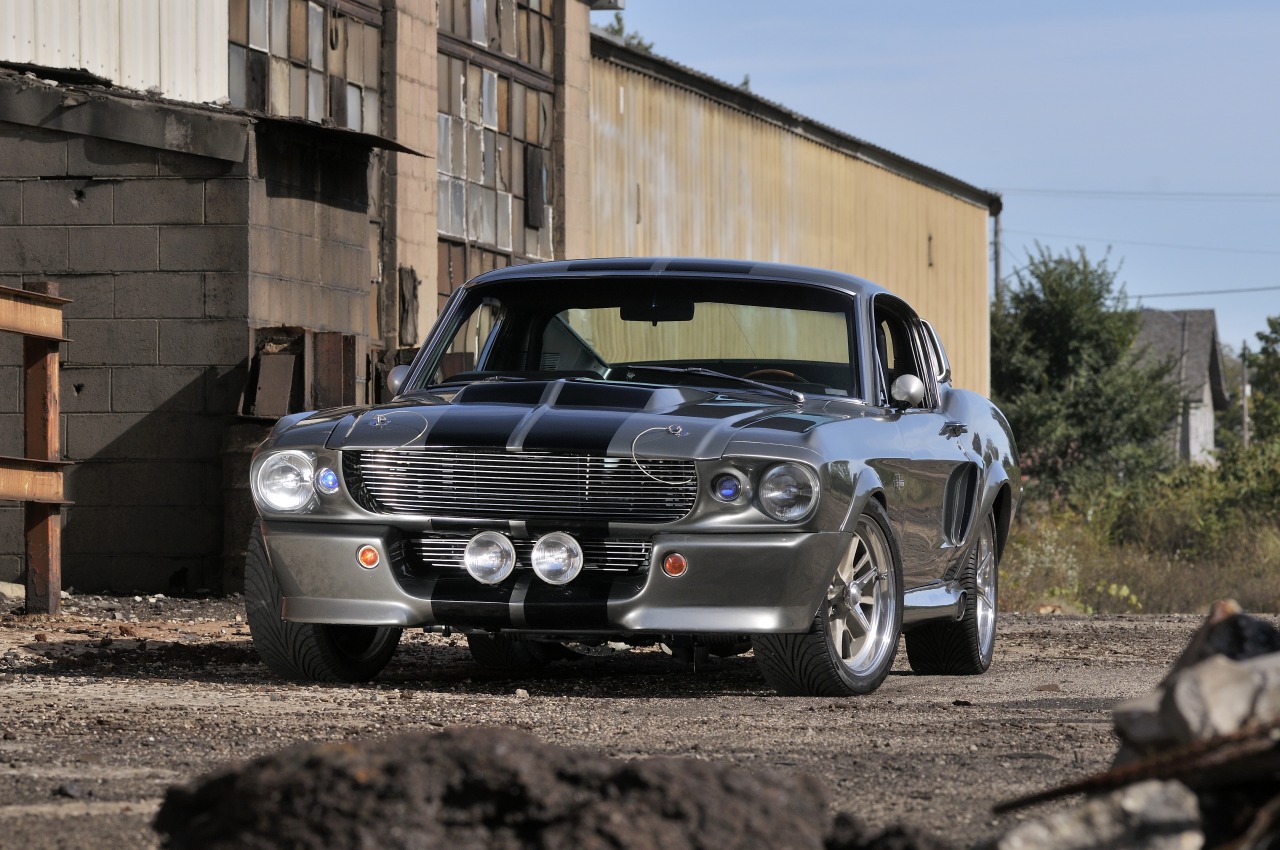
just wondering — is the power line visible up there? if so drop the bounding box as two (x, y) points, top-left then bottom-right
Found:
(1136, 285), (1280, 298)
(1003, 228), (1280, 257)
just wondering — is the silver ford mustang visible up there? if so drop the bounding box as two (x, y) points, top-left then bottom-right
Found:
(246, 258), (1020, 696)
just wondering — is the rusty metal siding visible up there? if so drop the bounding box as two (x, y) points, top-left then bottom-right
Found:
(589, 60), (992, 395)
(0, 0), (229, 103)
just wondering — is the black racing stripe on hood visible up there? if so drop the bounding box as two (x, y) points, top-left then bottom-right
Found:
(520, 409), (632, 452)
(424, 407), (528, 447)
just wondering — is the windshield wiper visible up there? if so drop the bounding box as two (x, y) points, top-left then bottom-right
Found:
(619, 365), (804, 404)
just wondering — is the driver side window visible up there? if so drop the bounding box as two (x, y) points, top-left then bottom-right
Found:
(873, 298), (934, 409)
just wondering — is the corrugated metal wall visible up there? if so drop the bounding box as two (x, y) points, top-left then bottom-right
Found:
(1, 0), (228, 103)
(588, 60), (992, 395)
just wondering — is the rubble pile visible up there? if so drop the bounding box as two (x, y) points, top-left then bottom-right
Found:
(992, 600), (1280, 850)
(154, 725), (949, 850)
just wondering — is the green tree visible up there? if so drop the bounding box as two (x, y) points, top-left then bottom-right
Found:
(991, 246), (1180, 498)
(601, 12), (653, 53)
(1247, 316), (1280, 444)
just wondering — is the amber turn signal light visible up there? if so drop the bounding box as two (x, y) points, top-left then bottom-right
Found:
(662, 553), (688, 577)
(357, 545), (380, 569)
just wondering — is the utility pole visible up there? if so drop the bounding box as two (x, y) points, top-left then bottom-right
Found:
(1242, 340), (1251, 449)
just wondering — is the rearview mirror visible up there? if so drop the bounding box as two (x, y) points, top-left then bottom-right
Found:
(620, 296), (694, 323)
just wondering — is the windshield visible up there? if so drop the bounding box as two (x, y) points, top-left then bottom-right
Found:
(409, 277), (859, 398)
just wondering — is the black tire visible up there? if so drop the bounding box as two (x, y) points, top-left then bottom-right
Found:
(752, 500), (904, 696)
(244, 529), (401, 683)
(905, 511), (998, 675)
(466, 634), (557, 669)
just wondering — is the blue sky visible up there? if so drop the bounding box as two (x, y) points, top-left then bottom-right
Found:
(590, 1), (1280, 358)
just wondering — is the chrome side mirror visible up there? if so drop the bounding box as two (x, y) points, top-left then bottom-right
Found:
(890, 374), (926, 408)
(386, 364), (410, 396)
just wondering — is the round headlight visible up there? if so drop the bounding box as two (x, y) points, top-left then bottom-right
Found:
(464, 531), (516, 584)
(758, 463), (820, 522)
(530, 532), (584, 585)
(253, 451), (317, 512)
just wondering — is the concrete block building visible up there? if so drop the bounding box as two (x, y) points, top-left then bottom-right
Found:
(0, 0), (1000, 594)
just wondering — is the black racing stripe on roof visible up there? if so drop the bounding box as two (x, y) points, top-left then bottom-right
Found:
(565, 259), (656, 272)
(662, 260), (756, 274)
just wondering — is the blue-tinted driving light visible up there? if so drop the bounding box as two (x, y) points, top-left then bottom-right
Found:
(315, 467), (340, 494)
(711, 473), (742, 502)
(464, 531), (517, 584)
(758, 463), (820, 522)
(530, 532), (584, 585)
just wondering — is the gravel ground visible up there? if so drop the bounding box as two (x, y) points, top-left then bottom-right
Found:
(0, 592), (1231, 849)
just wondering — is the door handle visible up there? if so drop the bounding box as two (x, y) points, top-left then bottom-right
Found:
(941, 421), (968, 438)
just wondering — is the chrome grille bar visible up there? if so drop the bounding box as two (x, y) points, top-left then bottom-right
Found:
(345, 449), (697, 523)
(410, 536), (652, 573)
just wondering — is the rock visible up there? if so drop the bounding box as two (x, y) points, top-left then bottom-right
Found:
(991, 780), (1202, 850)
(155, 726), (846, 850)
(1161, 655), (1264, 743)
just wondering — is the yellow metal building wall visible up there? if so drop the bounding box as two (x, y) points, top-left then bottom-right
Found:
(588, 60), (992, 395)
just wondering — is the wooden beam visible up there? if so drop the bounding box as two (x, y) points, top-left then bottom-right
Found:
(20, 280), (64, 616)
(24, 503), (61, 615)
(0, 457), (67, 503)
(0, 285), (71, 341)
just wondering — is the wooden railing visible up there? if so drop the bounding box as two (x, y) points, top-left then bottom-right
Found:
(0, 282), (71, 615)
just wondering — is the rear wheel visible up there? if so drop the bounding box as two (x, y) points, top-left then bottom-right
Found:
(905, 511), (997, 675)
(244, 529), (401, 683)
(752, 501), (903, 696)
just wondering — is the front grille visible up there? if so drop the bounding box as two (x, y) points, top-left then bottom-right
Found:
(344, 449), (697, 523)
(410, 535), (652, 573)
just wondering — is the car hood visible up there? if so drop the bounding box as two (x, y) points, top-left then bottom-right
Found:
(272, 379), (862, 461)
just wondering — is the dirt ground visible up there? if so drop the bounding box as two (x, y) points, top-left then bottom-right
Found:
(0, 592), (1242, 849)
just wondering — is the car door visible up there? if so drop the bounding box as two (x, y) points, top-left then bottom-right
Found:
(871, 296), (973, 587)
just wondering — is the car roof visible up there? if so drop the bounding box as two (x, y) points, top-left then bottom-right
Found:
(464, 257), (894, 300)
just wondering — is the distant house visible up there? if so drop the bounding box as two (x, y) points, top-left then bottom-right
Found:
(1134, 309), (1229, 464)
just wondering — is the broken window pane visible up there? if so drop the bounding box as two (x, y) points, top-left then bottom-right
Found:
(363, 88), (379, 135)
(437, 113), (453, 176)
(346, 83), (362, 131)
(327, 15), (345, 77)
(466, 63), (481, 124)
(308, 68), (325, 121)
(481, 69), (497, 129)
(449, 57), (465, 116)
(228, 44), (247, 108)
(538, 91), (552, 147)
(482, 128), (496, 188)
(465, 122), (483, 183)
(269, 56), (290, 114)
(289, 0), (307, 62)
(308, 2), (325, 69)
(496, 135), (510, 191)
(497, 191), (512, 251)
(516, 8), (529, 65)
(437, 174), (453, 236)
(450, 179), (465, 237)
(249, 0), (268, 50)
(270, 0), (288, 57)
(469, 0), (486, 45)
(346, 21), (364, 85)
(290, 63), (307, 117)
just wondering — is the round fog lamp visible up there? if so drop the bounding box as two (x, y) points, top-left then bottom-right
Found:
(464, 531), (516, 584)
(357, 545), (380, 569)
(712, 473), (742, 502)
(316, 467), (340, 494)
(662, 553), (688, 577)
(530, 532), (584, 585)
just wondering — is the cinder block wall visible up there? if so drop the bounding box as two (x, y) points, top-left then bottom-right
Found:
(0, 121), (251, 592)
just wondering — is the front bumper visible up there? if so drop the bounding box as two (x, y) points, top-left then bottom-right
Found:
(261, 520), (848, 635)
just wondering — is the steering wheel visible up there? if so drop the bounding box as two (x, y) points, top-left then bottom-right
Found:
(743, 368), (810, 383)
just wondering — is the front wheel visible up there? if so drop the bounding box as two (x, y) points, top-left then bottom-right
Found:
(244, 529), (401, 683)
(905, 511), (997, 675)
(752, 501), (903, 696)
